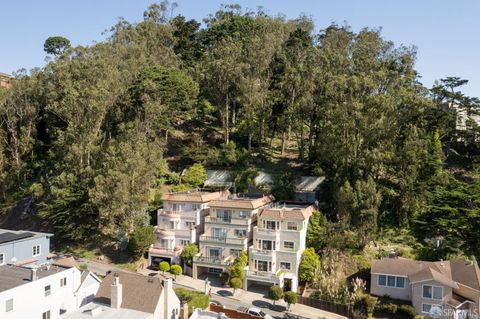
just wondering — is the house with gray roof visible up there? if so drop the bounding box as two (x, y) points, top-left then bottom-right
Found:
(371, 257), (480, 318)
(0, 228), (53, 267)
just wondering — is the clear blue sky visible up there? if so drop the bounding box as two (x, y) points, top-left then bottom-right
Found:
(1, 0), (478, 97)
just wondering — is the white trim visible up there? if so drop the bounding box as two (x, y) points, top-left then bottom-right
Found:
(283, 241), (295, 250)
(377, 274), (406, 289)
(371, 272), (408, 278)
(422, 284), (443, 300)
(421, 303), (433, 314)
(279, 261), (292, 270)
(33, 244), (41, 257)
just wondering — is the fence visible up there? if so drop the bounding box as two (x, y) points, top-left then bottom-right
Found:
(297, 295), (353, 318)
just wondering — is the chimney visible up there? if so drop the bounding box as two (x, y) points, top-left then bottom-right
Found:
(163, 278), (173, 319)
(388, 249), (397, 259)
(180, 302), (189, 319)
(110, 273), (122, 309)
(30, 267), (38, 281)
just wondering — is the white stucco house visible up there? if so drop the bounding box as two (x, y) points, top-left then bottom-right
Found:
(0, 259), (101, 319)
(244, 202), (315, 292)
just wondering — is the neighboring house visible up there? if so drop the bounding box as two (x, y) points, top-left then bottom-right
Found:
(0, 261), (99, 319)
(0, 73), (11, 89)
(65, 271), (180, 319)
(0, 228), (53, 267)
(244, 203), (315, 292)
(148, 190), (228, 266)
(371, 258), (480, 318)
(204, 170), (233, 188)
(452, 104), (480, 132)
(294, 176), (324, 203)
(193, 194), (275, 278)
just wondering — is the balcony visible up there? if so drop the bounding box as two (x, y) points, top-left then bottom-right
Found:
(155, 228), (175, 238)
(253, 226), (278, 240)
(250, 247), (275, 259)
(193, 255), (232, 266)
(199, 235), (248, 246)
(149, 246), (181, 257)
(205, 216), (249, 226)
(245, 270), (278, 282)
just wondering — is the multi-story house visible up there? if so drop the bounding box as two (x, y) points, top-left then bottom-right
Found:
(244, 203), (315, 292)
(371, 257), (480, 318)
(148, 190), (227, 267)
(0, 228), (53, 267)
(192, 194), (274, 279)
(0, 261), (101, 319)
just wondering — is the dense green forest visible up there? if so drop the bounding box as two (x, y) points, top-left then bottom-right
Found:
(0, 2), (479, 261)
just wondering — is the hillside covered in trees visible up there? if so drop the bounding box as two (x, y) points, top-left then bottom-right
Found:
(0, 2), (479, 261)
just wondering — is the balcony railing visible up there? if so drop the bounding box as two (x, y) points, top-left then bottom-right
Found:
(245, 270), (278, 281)
(193, 255), (231, 266)
(250, 248), (274, 256)
(199, 235), (247, 245)
(205, 216), (249, 226)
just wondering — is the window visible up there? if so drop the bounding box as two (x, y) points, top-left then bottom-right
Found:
(192, 204), (200, 210)
(265, 220), (278, 230)
(0, 253), (4, 265)
(423, 285), (442, 299)
(211, 228), (226, 239)
(208, 248), (221, 258)
(261, 240), (275, 251)
(283, 241), (294, 249)
(234, 229), (246, 238)
(280, 262), (291, 270)
(42, 310), (51, 319)
(377, 275), (406, 288)
(287, 222), (297, 230)
(396, 276), (405, 288)
(172, 204), (178, 212)
(256, 260), (271, 272)
(5, 298), (13, 312)
(216, 209), (232, 222)
(60, 277), (67, 287)
(44, 285), (51, 296)
(239, 211), (250, 218)
(180, 240), (190, 246)
(230, 249), (241, 257)
(422, 304), (432, 314)
(185, 221), (195, 228)
(33, 245), (41, 256)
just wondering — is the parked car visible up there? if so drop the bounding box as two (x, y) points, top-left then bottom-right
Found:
(209, 300), (223, 307)
(237, 307), (273, 319)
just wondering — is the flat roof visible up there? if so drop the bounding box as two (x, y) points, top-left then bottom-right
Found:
(64, 303), (152, 319)
(0, 229), (53, 246)
(0, 264), (70, 293)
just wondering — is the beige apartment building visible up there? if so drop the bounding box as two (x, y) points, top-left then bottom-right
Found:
(244, 203), (315, 292)
(148, 190), (227, 267)
(192, 194), (274, 278)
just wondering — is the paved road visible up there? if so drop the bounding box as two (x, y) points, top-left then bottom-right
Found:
(77, 258), (340, 319)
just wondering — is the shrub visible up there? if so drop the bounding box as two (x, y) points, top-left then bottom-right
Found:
(170, 264), (182, 278)
(127, 225), (154, 259)
(174, 288), (209, 315)
(357, 295), (377, 318)
(219, 272), (230, 286)
(159, 261), (170, 273)
(377, 303), (398, 314)
(398, 305), (417, 319)
(182, 163), (207, 187)
(230, 277), (243, 294)
(284, 291), (298, 310)
(180, 244), (198, 267)
(268, 285), (284, 305)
